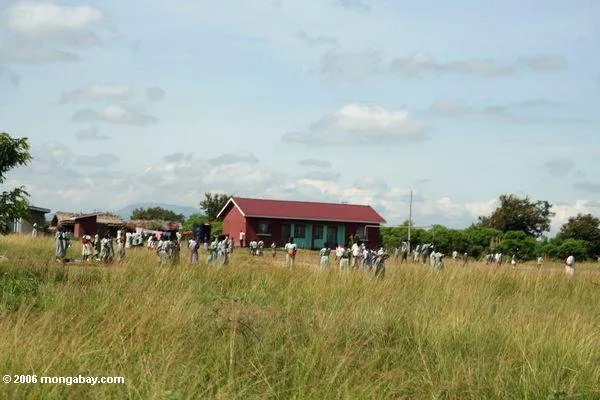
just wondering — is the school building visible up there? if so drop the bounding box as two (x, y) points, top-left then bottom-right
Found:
(217, 197), (386, 249)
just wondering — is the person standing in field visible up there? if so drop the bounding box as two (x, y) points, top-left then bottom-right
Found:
(55, 227), (68, 262)
(116, 234), (126, 262)
(319, 243), (331, 270)
(257, 239), (264, 256)
(511, 254), (517, 268)
(351, 241), (361, 269)
(537, 256), (544, 269)
(462, 252), (468, 267)
(93, 234), (101, 260)
(284, 237), (297, 267)
(339, 244), (350, 270)
(239, 230), (245, 248)
(227, 236), (234, 254)
(100, 234), (110, 264)
(271, 241), (277, 257)
(32, 222), (39, 237)
(565, 252), (575, 276)
(81, 232), (93, 262)
(188, 236), (199, 265)
(335, 243), (343, 262)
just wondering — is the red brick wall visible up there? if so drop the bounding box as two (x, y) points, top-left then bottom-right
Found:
(222, 205), (247, 246)
(74, 216), (97, 237)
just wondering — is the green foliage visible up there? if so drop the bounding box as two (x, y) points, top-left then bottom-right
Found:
(130, 206), (185, 222)
(0, 133), (32, 234)
(463, 225), (503, 258)
(478, 194), (554, 237)
(199, 192), (232, 221)
(0, 266), (42, 312)
(557, 213), (600, 256)
(556, 239), (591, 261)
(498, 231), (537, 260)
(182, 213), (209, 231)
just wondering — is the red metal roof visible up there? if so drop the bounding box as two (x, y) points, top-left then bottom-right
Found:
(223, 197), (386, 224)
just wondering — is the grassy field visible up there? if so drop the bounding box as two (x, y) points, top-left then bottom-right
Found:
(0, 235), (599, 399)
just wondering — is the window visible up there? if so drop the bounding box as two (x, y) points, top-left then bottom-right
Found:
(294, 224), (306, 238)
(356, 227), (368, 241)
(313, 225), (323, 240)
(257, 221), (271, 235)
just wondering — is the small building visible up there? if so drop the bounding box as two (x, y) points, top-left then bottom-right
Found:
(11, 205), (51, 234)
(51, 212), (124, 237)
(217, 197), (386, 249)
(50, 212), (76, 233)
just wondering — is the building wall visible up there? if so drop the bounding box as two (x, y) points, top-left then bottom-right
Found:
(242, 218), (382, 250)
(74, 216), (97, 237)
(222, 205), (247, 246)
(12, 210), (48, 234)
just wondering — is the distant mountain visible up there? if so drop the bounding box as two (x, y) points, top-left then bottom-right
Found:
(114, 203), (201, 220)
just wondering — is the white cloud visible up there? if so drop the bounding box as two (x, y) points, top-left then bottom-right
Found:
(5, 2), (103, 38)
(390, 52), (514, 77)
(297, 30), (337, 47)
(573, 181), (600, 193)
(60, 84), (134, 103)
(551, 201), (594, 232)
(209, 152), (259, 166)
(318, 50), (381, 81)
(391, 53), (570, 77)
(0, 1), (106, 65)
(302, 170), (340, 182)
(72, 105), (159, 126)
(283, 107), (429, 145)
(146, 86), (165, 101)
(430, 99), (593, 125)
(521, 55), (567, 71)
(446, 59), (514, 77)
(298, 158), (331, 168)
(74, 127), (110, 141)
(338, 0), (370, 12)
(163, 152), (193, 163)
(0, 40), (78, 64)
(301, 103), (428, 143)
(542, 157), (575, 177)
(389, 52), (438, 76)
(76, 153), (120, 167)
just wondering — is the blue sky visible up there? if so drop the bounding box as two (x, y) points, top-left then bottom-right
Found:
(1, 0), (599, 233)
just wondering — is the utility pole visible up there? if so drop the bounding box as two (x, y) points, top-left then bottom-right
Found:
(408, 190), (412, 254)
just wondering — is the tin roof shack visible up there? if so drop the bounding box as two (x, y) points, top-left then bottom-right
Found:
(217, 197), (386, 249)
(12, 205), (51, 234)
(51, 212), (124, 237)
(50, 212), (76, 234)
(97, 214), (125, 237)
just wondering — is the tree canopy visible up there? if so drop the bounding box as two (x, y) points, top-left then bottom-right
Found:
(557, 213), (600, 256)
(478, 194), (554, 237)
(130, 206), (185, 222)
(182, 213), (210, 231)
(0, 133), (32, 234)
(199, 192), (232, 221)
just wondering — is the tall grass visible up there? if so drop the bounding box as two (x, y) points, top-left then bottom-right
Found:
(0, 235), (599, 399)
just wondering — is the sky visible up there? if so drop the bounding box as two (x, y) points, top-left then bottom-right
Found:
(1, 0), (599, 234)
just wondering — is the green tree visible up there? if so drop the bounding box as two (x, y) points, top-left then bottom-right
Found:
(478, 194), (554, 237)
(557, 213), (600, 257)
(130, 207), (185, 222)
(556, 239), (591, 261)
(199, 192), (232, 221)
(0, 133), (32, 234)
(498, 231), (537, 261)
(463, 225), (503, 258)
(182, 213), (209, 231)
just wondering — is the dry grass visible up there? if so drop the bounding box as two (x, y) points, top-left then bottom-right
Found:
(0, 235), (599, 399)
